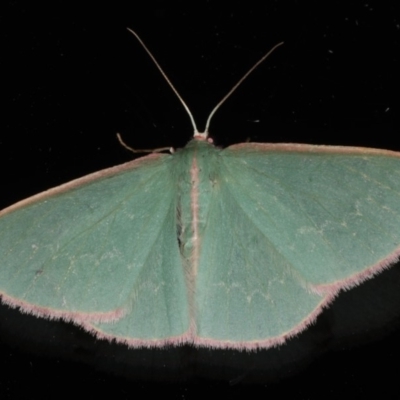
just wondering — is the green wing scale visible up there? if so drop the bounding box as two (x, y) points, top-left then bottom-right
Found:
(1, 139), (400, 349)
(195, 142), (400, 348)
(0, 153), (190, 344)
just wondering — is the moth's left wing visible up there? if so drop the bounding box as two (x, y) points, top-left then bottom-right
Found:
(0, 154), (190, 346)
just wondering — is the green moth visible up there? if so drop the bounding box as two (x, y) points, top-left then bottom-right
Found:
(0, 30), (399, 350)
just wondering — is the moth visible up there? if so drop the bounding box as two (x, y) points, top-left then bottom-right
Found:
(1, 29), (399, 350)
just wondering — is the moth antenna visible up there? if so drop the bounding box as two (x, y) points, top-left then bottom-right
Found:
(127, 28), (199, 136)
(204, 41), (284, 136)
(128, 28), (283, 140)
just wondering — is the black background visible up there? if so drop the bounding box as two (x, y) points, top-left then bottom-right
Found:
(1, 1), (400, 398)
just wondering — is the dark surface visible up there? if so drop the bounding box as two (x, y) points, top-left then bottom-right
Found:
(1, 1), (400, 398)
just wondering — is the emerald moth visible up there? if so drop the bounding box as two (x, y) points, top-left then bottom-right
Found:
(0, 30), (399, 350)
